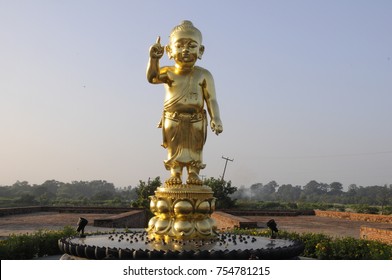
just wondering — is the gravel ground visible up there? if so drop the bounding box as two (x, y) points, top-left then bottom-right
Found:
(0, 212), (117, 238)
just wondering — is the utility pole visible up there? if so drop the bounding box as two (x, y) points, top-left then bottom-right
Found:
(221, 156), (234, 181)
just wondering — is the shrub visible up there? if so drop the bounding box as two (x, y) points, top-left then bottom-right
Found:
(0, 226), (77, 260)
(230, 228), (392, 260)
(382, 206), (392, 215)
(257, 201), (284, 210)
(286, 202), (298, 209)
(333, 205), (346, 212)
(351, 204), (380, 214)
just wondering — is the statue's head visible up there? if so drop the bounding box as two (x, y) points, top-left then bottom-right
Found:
(169, 20), (202, 44)
(166, 20), (205, 68)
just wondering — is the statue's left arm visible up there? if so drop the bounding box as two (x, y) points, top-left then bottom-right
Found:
(201, 70), (223, 135)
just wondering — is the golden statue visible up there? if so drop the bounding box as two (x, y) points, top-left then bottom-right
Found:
(147, 20), (223, 186)
(146, 20), (223, 241)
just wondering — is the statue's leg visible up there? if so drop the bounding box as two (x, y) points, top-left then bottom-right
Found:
(186, 165), (203, 185)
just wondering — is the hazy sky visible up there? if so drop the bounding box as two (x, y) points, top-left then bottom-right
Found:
(1, 0), (391, 189)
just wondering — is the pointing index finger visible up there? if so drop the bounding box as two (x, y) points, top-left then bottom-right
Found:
(156, 36), (161, 45)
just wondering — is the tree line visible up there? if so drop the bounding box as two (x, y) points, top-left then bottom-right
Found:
(0, 178), (391, 212)
(233, 180), (392, 206)
(0, 180), (136, 207)
(0, 177), (237, 209)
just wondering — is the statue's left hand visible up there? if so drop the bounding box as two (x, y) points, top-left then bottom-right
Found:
(211, 119), (223, 135)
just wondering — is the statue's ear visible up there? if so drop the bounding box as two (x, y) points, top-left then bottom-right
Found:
(165, 45), (173, 59)
(198, 45), (205, 59)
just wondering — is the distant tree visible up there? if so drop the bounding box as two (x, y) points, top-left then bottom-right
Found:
(117, 185), (139, 204)
(32, 186), (48, 197)
(11, 181), (32, 195)
(260, 181), (278, 200)
(303, 180), (328, 199)
(55, 180), (116, 201)
(92, 190), (115, 201)
(347, 184), (358, 193)
(132, 177), (161, 208)
(89, 180), (116, 197)
(276, 184), (301, 202)
(204, 177), (237, 208)
(40, 180), (63, 195)
(38, 193), (50, 205)
(328, 182), (343, 195)
(376, 185), (392, 213)
(249, 183), (262, 200)
(230, 185), (250, 200)
(56, 183), (76, 199)
(16, 193), (37, 205)
(344, 184), (360, 204)
(265, 180), (279, 189)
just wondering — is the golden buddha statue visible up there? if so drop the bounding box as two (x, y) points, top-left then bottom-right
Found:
(147, 20), (223, 186)
(146, 20), (223, 240)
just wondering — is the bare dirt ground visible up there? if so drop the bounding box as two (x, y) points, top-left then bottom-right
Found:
(243, 215), (392, 238)
(0, 211), (391, 239)
(0, 212), (116, 238)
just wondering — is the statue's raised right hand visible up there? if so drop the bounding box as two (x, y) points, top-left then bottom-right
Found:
(149, 36), (164, 59)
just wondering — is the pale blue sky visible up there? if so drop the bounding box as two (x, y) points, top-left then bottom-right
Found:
(1, 0), (391, 189)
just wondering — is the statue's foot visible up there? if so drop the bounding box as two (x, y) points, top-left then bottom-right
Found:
(165, 175), (182, 186)
(186, 173), (203, 185)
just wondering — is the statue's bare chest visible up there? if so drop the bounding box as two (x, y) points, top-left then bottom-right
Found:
(164, 72), (205, 112)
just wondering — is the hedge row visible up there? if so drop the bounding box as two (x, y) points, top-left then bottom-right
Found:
(232, 228), (392, 260)
(0, 226), (77, 260)
(1, 227), (391, 260)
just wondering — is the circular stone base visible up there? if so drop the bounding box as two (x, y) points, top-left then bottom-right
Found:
(58, 230), (304, 260)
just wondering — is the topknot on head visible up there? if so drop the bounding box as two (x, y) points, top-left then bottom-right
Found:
(170, 20), (202, 43)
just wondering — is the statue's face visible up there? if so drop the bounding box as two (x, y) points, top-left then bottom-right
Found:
(167, 35), (204, 69)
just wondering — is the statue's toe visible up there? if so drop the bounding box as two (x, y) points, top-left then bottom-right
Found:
(165, 176), (182, 186)
(186, 176), (203, 185)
